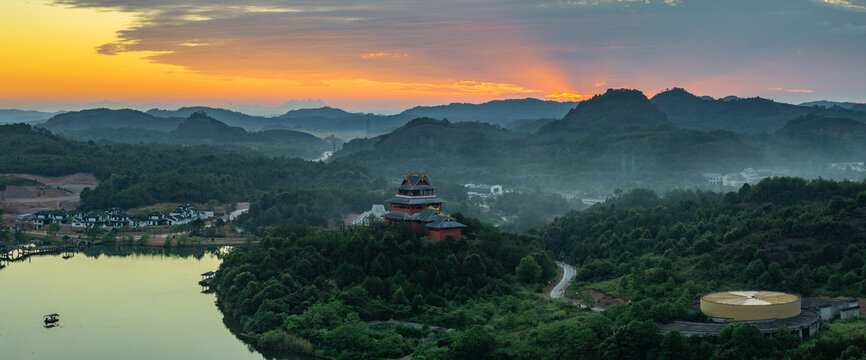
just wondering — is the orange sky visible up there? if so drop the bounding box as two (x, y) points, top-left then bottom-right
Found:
(0, 0), (589, 110)
(1, 0), (864, 111)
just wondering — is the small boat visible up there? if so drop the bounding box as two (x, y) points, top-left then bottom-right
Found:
(44, 313), (59, 328)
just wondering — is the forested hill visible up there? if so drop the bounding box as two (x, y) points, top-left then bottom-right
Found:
(0, 123), (382, 210)
(147, 106), (268, 129)
(400, 98), (578, 127)
(39, 110), (332, 159)
(538, 89), (674, 135)
(536, 177), (866, 302)
(651, 87), (866, 133)
(334, 89), (758, 193)
(43, 108), (183, 132)
(768, 113), (866, 162)
(214, 177), (866, 360)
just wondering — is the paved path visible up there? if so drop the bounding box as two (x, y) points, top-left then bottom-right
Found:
(228, 208), (248, 221)
(550, 261), (576, 299)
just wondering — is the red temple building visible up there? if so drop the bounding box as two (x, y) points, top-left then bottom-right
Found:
(383, 173), (466, 240)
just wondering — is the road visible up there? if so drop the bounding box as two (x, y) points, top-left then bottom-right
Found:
(228, 207), (249, 221)
(550, 261), (606, 312)
(550, 261), (576, 299)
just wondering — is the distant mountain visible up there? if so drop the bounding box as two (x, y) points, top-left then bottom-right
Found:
(505, 118), (557, 133)
(775, 113), (866, 140)
(772, 113), (866, 160)
(281, 106), (354, 119)
(169, 111), (249, 140)
(336, 109), (754, 193)
(148, 106), (271, 130)
(230, 99), (328, 117)
(399, 98), (577, 126)
(42, 108), (182, 132)
(273, 107), (410, 137)
(799, 100), (864, 110)
(0, 109), (56, 124)
(538, 89), (674, 135)
(651, 88), (866, 133)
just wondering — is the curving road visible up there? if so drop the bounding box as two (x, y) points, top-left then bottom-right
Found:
(550, 261), (576, 300)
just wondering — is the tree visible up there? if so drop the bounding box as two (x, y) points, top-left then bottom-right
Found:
(516, 255), (542, 283)
(451, 325), (496, 360)
(138, 233), (149, 246)
(46, 222), (61, 236)
(658, 331), (690, 360)
(580, 291), (596, 310)
(715, 323), (770, 360)
(84, 224), (102, 239)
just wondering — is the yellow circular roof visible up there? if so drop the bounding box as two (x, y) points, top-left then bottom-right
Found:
(701, 291), (799, 306)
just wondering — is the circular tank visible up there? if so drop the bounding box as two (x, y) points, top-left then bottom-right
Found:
(700, 291), (801, 321)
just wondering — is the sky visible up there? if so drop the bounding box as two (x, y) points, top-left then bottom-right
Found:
(1, 0), (865, 112)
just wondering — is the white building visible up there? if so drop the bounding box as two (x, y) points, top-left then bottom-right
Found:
(351, 205), (387, 226)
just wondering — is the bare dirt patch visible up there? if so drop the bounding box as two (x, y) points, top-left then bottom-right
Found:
(580, 289), (627, 308)
(1, 173), (98, 225)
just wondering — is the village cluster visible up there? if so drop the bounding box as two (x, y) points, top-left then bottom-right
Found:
(702, 167), (790, 188)
(19, 204), (214, 230)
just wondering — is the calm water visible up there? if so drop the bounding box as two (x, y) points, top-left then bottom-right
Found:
(0, 248), (310, 360)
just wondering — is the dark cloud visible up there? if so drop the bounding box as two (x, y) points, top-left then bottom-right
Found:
(50, 0), (866, 101)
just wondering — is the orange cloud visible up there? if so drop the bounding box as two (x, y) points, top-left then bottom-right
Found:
(770, 87), (813, 93)
(362, 52), (408, 59)
(546, 92), (585, 101)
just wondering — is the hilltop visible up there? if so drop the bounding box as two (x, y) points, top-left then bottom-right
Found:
(400, 98), (577, 127)
(335, 89), (756, 192)
(42, 108), (182, 132)
(651, 88), (866, 133)
(539, 89), (674, 135)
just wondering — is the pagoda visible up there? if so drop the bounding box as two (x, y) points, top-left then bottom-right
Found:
(383, 173), (466, 240)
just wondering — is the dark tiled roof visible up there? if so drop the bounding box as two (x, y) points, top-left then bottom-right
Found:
(383, 211), (412, 220)
(425, 218), (467, 229)
(386, 197), (444, 205)
(398, 184), (437, 191)
(405, 173), (424, 186)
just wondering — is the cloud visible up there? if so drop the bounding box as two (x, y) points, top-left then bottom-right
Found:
(770, 87), (814, 93)
(820, 0), (866, 11)
(546, 92), (585, 101)
(403, 80), (539, 96)
(362, 52), (408, 59)
(44, 0), (866, 103)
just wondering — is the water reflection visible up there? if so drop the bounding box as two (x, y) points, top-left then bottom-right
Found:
(0, 246), (314, 360)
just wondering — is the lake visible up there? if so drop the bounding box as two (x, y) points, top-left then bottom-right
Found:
(0, 247), (312, 360)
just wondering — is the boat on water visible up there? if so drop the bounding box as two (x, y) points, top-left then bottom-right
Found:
(44, 313), (59, 328)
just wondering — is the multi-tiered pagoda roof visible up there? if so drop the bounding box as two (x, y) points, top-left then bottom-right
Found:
(383, 173), (466, 240)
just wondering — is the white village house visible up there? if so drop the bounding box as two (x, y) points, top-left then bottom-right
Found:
(46, 203), (214, 230)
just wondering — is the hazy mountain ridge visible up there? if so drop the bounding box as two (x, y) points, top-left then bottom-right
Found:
(335, 89), (759, 192)
(0, 109), (57, 124)
(652, 88), (866, 133)
(400, 98), (578, 126)
(41, 109), (329, 159)
(43, 108), (183, 132)
(539, 89), (674, 135)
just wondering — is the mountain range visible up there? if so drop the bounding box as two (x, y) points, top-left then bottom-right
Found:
(42, 110), (331, 159)
(651, 88), (866, 133)
(335, 88), (866, 193)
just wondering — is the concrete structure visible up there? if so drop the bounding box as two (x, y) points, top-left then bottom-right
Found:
(700, 291), (801, 321)
(660, 294), (859, 339)
(351, 205), (387, 226)
(801, 298), (861, 321)
(659, 307), (821, 339)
